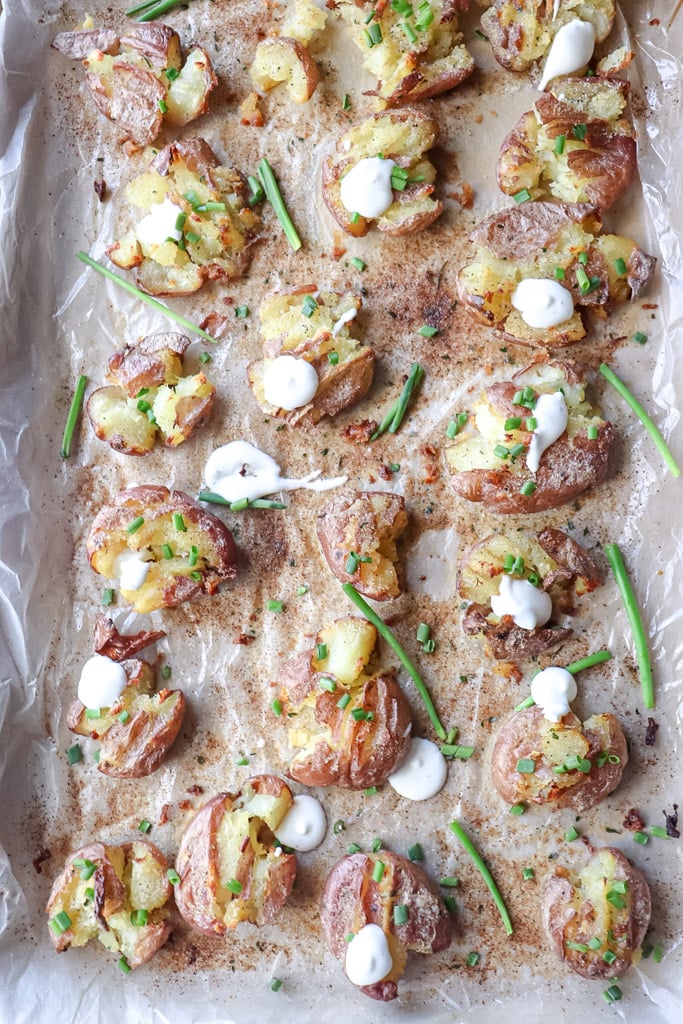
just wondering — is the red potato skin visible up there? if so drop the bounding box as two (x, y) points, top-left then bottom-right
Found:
(543, 848), (651, 979)
(52, 29), (119, 59)
(87, 62), (165, 147)
(321, 852), (452, 1001)
(490, 706), (628, 811)
(108, 332), (190, 397)
(93, 614), (165, 660)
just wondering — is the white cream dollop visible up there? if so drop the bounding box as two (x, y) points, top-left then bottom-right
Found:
(526, 391), (569, 473)
(388, 737), (447, 801)
(332, 307), (358, 337)
(116, 549), (151, 591)
(340, 157), (395, 218)
(274, 794), (327, 852)
(263, 355), (319, 411)
(530, 665), (577, 721)
(136, 196), (184, 247)
(490, 574), (553, 630)
(538, 19), (596, 91)
(345, 924), (393, 987)
(510, 278), (574, 330)
(78, 654), (128, 709)
(204, 440), (347, 504)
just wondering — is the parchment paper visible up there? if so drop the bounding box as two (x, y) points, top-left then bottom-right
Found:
(0, 2), (681, 1022)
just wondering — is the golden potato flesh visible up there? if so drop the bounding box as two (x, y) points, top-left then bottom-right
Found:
(107, 138), (261, 296)
(322, 110), (442, 237)
(250, 38), (319, 103)
(332, 0), (474, 105)
(247, 287), (374, 426)
(46, 840), (172, 969)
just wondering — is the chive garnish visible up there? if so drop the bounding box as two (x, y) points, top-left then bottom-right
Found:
(650, 825), (670, 839)
(336, 692), (351, 709)
(466, 952), (480, 966)
(600, 363), (680, 477)
(522, 868), (534, 880)
(516, 758), (535, 774)
(418, 324), (438, 337)
(370, 362), (425, 439)
(60, 374), (88, 459)
(449, 821), (513, 935)
(342, 583), (446, 740)
(328, 351), (339, 365)
(509, 803), (525, 816)
(226, 878), (243, 894)
(633, 331), (648, 344)
(160, 665), (171, 679)
(604, 543), (654, 709)
(394, 904), (409, 925)
(349, 256), (365, 271)
(554, 134), (566, 155)
(138, 819), (152, 834)
(269, 978), (283, 992)
(440, 877), (459, 888)
(102, 587), (115, 606)
(440, 743), (475, 759)
(131, 908), (149, 927)
(513, 188), (531, 203)
(408, 843), (424, 862)
(572, 123), (588, 141)
(257, 159), (302, 251)
(603, 985), (623, 1003)
(197, 491), (287, 510)
(266, 599), (284, 612)
(372, 860), (385, 882)
(319, 677), (336, 693)
(342, 93), (351, 110)
(633, 831), (649, 845)
(162, 543), (173, 560)
(235, 305), (249, 319)
(66, 744), (82, 764)
(167, 868), (180, 885)
(554, 266), (565, 280)
(271, 699), (283, 716)
(347, 843), (361, 854)
(564, 827), (579, 842)
(520, 480), (537, 496)
(118, 710), (129, 723)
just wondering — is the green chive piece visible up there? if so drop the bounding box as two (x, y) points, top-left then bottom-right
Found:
(566, 940), (589, 953)
(188, 545), (198, 567)
(101, 587), (115, 606)
(172, 513), (186, 532)
(653, 943), (664, 963)
(235, 305), (249, 318)
(66, 744), (82, 765)
(336, 692), (351, 710)
(494, 444), (509, 459)
(516, 758), (535, 774)
(60, 374), (88, 459)
(614, 257), (627, 276)
(604, 542), (655, 708)
(587, 425), (598, 440)
(118, 955), (131, 974)
(138, 819), (152, 834)
(271, 699), (283, 716)
(347, 843), (361, 854)
(526, 417), (537, 431)
(167, 868), (180, 885)
(650, 825), (670, 838)
(350, 212), (361, 225)
(416, 622), (431, 644)
(440, 743), (475, 759)
(160, 665), (171, 679)
(342, 93), (351, 110)
(513, 188), (531, 203)
(554, 134), (566, 155)
(522, 868), (534, 880)
(257, 159), (302, 251)
(269, 978), (283, 992)
(440, 877), (459, 888)
(467, 951), (480, 966)
(554, 266), (566, 280)
(226, 878), (243, 894)
(349, 256), (365, 271)
(316, 642), (328, 661)
(606, 891), (627, 909)
(402, 20), (417, 42)
(247, 175), (265, 207)
(418, 324), (438, 338)
(371, 838), (382, 853)
(633, 831), (649, 845)
(126, 515), (144, 534)
(235, 755), (249, 766)
(328, 351), (339, 365)
(520, 480), (537, 496)
(603, 985), (623, 1003)
(162, 543), (173, 560)
(564, 827), (579, 842)
(576, 265), (591, 292)
(408, 843), (424, 862)
(118, 710), (129, 724)
(423, 638), (436, 653)
(157, 99), (168, 113)
(588, 937), (602, 950)
(572, 123), (588, 141)
(370, 362), (425, 439)
(345, 552), (360, 574)
(54, 910), (73, 933)
(301, 295), (318, 317)
(297, 584), (310, 595)
(504, 417), (522, 431)
(343, 583), (446, 740)
(333, 820), (346, 834)
(365, 786), (378, 797)
(394, 903), (409, 925)
(446, 420), (459, 439)
(344, 932), (355, 942)
(633, 331), (648, 344)
(189, 571), (202, 581)
(578, 251), (589, 266)
(449, 821), (513, 935)
(131, 908), (149, 927)
(509, 803), (526, 816)
(319, 677), (336, 693)
(372, 860), (385, 882)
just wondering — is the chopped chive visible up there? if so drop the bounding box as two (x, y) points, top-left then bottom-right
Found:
(196, 201), (226, 213)
(614, 257), (627, 276)
(347, 843), (361, 854)
(349, 256), (365, 271)
(189, 571), (202, 581)
(226, 878), (243, 894)
(367, 21), (383, 44)
(49, 910), (72, 935)
(235, 755), (249, 766)
(188, 545), (198, 567)
(566, 940), (589, 953)
(316, 642), (328, 661)
(509, 442), (526, 457)
(172, 513), (186, 532)
(266, 599), (284, 612)
(158, 99), (168, 113)
(587, 425), (598, 440)
(564, 827), (579, 842)
(576, 265), (591, 292)
(440, 743), (475, 759)
(588, 937), (602, 950)
(257, 159), (302, 251)
(372, 838), (382, 853)
(394, 903), (409, 925)
(297, 584), (310, 595)
(164, 66), (179, 81)
(126, 515), (144, 534)
(527, 571), (540, 586)
(235, 305), (249, 318)
(138, 819), (152, 834)
(512, 555), (524, 575)
(118, 955), (131, 974)
(516, 758), (536, 774)
(66, 744), (82, 764)
(466, 951), (480, 966)
(572, 123), (588, 141)
(408, 843), (424, 862)
(633, 331), (648, 344)
(301, 294), (318, 317)
(446, 420), (459, 439)
(167, 868), (180, 885)
(449, 820), (513, 935)
(423, 638), (436, 654)
(101, 587), (115, 606)
(505, 417), (522, 430)
(520, 480), (537, 496)
(416, 623), (431, 644)
(350, 212), (361, 225)
(343, 583), (446, 740)
(271, 699), (283, 716)
(85, 707), (101, 720)
(345, 552), (359, 574)
(522, 868), (534, 880)
(93, 749), (100, 763)
(344, 931), (355, 942)
(269, 978), (283, 992)
(402, 20), (417, 42)
(365, 786), (378, 796)
(604, 542), (654, 708)
(418, 324), (438, 338)
(554, 134), (566, 155)
(578, 251), (589, 266)
(246, 175), (264, 209)
(650, 825), (669, 839)
(60, 374), (88, 459)
(230, 498), (250, 512)
(131, 908), (149, 927)
(526, 416), (537, 430)
(389, 462), (400, 472)
(162, 543), (173, 560)
(509, 803), (526, 816)
(351, 708), (369, 721)
(603, 985), (623, 1003)
(554, 266), (566, 280)
(513, 188), (531, 203)
(633, 831), (649, 845)
(606, 890), (627, 909)
(370, 362), (424, 439)
(653, 943), (663, 962)
(319, 677), (336, 693)
(160, 665), (171, 679)
(372, 860), (385, 882)
(494, 444), (509, 459)
(440, 877), (459, 888)
(342, 93), (351, 110)
(84, 887), (95, 902)
(174, 211), (187, 232)
(328, 351), (339, 365)
(333, 819), (346, 834)
(118, 710), (130, 724)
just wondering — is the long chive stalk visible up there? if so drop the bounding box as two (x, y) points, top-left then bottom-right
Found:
(76, 253), (218, 344)
(61, 374), (88, 458)
(449, 820), (513, 936)
(371, 363), (425, 440)
(599, 363), (680, 478)
(513, 650), (613, 712)
(257, 159), (302, 251)
(129, 0), (199, 22)
(604, 543), (655, 709)
(342, 583), (446, 740)
(197, 491), (286, 510)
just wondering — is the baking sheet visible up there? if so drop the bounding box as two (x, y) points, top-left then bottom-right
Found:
(0, 1), (682, 1021)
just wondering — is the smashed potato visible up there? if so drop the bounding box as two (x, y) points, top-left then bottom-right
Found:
(497, 77), (636, 210)
(491, 706), (627, 811)
(277, 617), (412, 789)
(317, 491), (408, 599)
(52, 23), (216, 146)
(543, 848), (651, 979)
(322, 110), (442, 237)
(457, 202), (656, 345)
(250, 37), (319, 102)
(481, 0), (616, 73)
(107, 138), (261, 296)
(459, 527), (600, 659)
(86, 485), (239, 614)
(445, 361), (614, 514)
(321, 851), (452, 1001)
(247, 286), (374, 425)
(88, 331), (215, 455)
(331, 0), (474, 106)
(175, 777), (297, 936)
(46, 840), (172, 969)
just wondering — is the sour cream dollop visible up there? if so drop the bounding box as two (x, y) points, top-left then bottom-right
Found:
(538, 20), (596, 91)
(510, 279), (574, 330)
(204, 440), (347, 503)
(78, 654), (127, 709)
(274, 794), (327, 852)
(531, 665), (577, 721)
(388, 737), (447, 801)
(136, 196), (184, 247)
(340, 157), (395, 219)
(263, 355), (319, 411)
(526, 391), (568, 473)
(345, 924), (393, 987)
(490, 574), (553, 630)
(116, 549), (151, 591)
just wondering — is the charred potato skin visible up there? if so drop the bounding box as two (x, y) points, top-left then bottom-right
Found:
(322, 110), (443, 238)
(491, 706), (628, 811)
(317, 491), (407, 600)
(174, 778), (297, 937)
(46, 840), (172, 968)
(321, 851), (452, 1001)
(543, 848), (651, 978)
(86, 486), (238, 614)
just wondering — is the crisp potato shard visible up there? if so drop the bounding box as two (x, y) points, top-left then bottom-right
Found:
(250, 38), (320, 102)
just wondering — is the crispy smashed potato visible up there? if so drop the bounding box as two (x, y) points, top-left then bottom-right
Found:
(321, 851), (452, 1001)
(46, 840), (172, 968)
(459, 527), (600, 659)
(277, 616), (412, 788)
(543, 848), (651, 978)
(317, 491), (408, 599)
(88, 332), (215, 455)
(107, 138), (261, 296)
(247, 286), (374, 425)
(457, 202), (656, 345)
(86, 485), (238, 614)
(175, 777), (297, 936)
(481, 0), (616, 73)
(322, 110), (442, 237)
(331, 0), (474, 106)
(497, 77), (636, 210)
(52, 23), (216, 146)
(250, 37), (319, 102)
(491, 706), (627, 810)
(445, 361), (614, 514)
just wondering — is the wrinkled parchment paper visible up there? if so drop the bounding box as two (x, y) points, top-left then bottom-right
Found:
(1, 2), (681, 1021)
